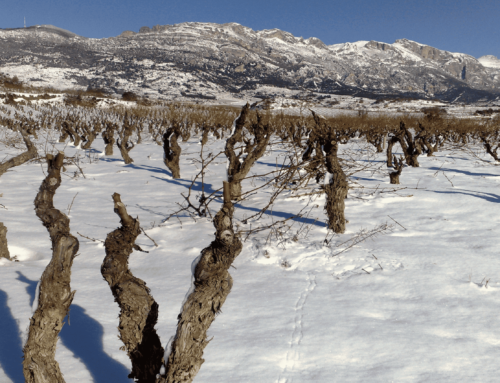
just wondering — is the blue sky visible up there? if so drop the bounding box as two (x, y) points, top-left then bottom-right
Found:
(2, 0), (499, 58)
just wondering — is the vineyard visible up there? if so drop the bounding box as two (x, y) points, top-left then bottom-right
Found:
(1, 96), (500, 382)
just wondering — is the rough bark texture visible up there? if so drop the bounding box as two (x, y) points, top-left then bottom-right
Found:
(0, 128), (37, 177)
(386, 136), (396, 168)
(389, 156), (404, 184)
(23, 153), (79, 383)
(102, 122), (116, 156)
(200, 125), (209, 146)
(225, 103), (273, 200)
(101, 193), (163, 383)
(59, 121), (80, 146)
(157, 183), (242, 383)
(364, 130), (384, 152)
(0, 222), (10, 260)
(394, 121), (422, 167)
(81, 122), (102, 150)
(324, 140), (349, 234)
(163, 126), (182, 179)
(479, 132), (500, 162)
(306, 111), (350, 233)
(117, 120), (135, 164)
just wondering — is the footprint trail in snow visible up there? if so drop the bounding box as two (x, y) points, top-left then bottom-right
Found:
(277, 273), (317, 383)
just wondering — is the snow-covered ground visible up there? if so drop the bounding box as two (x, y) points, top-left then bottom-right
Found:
(2, 119), (500, 382)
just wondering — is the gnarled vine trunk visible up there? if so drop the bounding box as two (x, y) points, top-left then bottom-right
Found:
(324, 140), (349, 234)
(23, 153), (79, 383)
(157, 182), (242, 383)
(101, 193), (163, 383)
(163, 126), (182, 179)
(389, 156), (404, 184)
(102, 122), (116, 156)
(117, 122), (135, 164)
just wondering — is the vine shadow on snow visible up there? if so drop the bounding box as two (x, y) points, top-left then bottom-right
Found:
(431, 189), (500, 203)
(428, 166), (499, 178)
(235, 203), (327, 228)
(0, 288), (24, 383)
(16, 272), (131, 383)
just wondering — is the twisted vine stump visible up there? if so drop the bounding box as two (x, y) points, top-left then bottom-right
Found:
(394, 121), (422, 167)
(308, 111), (349, 234)
(386, 135), (397, 168)
(23, 153), (79, 383)
(81, 121), (102, 150)
(157, 182), (242, 383)
(101, 193), (163, 383)
(163, 126), (182, 179)
(324, 139), (349, 234)
(59, 121), (80, 146)
(389, 156), (404, 184)
(117, 120), (135, 164)
(102, 122), (116, 156)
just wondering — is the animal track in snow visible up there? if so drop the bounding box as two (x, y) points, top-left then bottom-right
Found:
(277, 273), (316, 383)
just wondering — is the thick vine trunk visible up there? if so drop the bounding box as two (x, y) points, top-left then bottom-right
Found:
(389, 156), (404, 184)
(0, 223), (10, 260)
(396, 122), (421, 167)
(101, 193), (163, 383)
(60, 121), (80, 146)
(157, 182), (242, 383)
(324, 142), (348, 234)
(102, 123), (116, 156)
(81, 123), (102, 150)
(117, 123), (135, 164)
(23, 153), (79, 383)
(163, 127), (181, 179)
(200, 126), (209, 146)
(386, 137), (397, 168)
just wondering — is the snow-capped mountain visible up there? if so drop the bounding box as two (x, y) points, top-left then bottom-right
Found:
(478, 55), (500, 69)
(1, 22), (499, 103)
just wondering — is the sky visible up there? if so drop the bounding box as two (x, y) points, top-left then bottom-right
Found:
(1, 0), (499, 58)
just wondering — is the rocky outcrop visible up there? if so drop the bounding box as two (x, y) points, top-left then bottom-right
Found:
(120, 30), (136, 37)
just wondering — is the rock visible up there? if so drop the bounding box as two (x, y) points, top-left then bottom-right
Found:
(120, 30), (136, 37)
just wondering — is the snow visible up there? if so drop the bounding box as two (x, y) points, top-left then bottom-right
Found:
(2, 108), (500, 381)
(479, 55), (500, 69)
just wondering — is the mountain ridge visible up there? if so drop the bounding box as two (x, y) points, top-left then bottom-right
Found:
(0, 22), (499, 103)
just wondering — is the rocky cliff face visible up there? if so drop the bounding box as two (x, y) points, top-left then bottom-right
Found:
(0, 22), (499, 103)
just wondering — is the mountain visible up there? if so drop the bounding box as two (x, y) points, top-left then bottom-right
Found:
(1, 22), (499, 103)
